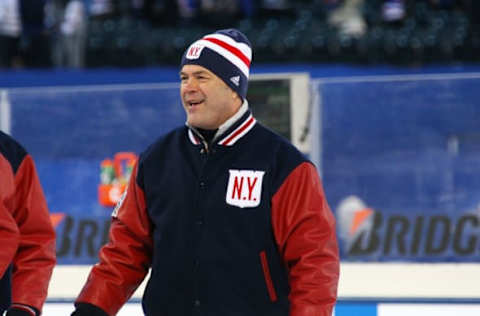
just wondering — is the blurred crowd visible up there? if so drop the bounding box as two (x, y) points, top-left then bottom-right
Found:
(0, 0), (479, 69)
(0, 0), (86, 68)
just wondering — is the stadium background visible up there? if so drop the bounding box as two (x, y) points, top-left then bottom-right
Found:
(2, 0), (480, 315)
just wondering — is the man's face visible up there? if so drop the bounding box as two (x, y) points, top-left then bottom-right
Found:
(180, 64), (240, 130)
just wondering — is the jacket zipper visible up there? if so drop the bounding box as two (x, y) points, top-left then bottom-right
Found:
(259, 250), (278, 302)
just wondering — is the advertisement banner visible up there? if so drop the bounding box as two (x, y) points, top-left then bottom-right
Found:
(321, 76), (480, 262)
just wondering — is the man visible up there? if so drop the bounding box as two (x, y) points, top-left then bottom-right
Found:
(0, 131), (56, 316)
(72, 28), (339, 316)
(51, 0), (87, 68)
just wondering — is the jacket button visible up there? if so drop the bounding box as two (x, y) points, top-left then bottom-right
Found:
(199, 181), (205, 187)
(195, 218), (204, 225)
(193, 299), (201, 307)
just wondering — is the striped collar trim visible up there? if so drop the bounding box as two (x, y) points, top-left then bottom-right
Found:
(188, 129), (201, 145)
(217, 113), (256, 146)
(187, 100), (256, 147)
(187, 113), (256, 147)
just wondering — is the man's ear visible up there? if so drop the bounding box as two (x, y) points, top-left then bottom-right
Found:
(232, 90), (240, 101)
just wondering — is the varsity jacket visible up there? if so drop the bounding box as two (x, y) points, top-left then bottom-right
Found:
(0, 131), (56, 315)
(76, 103), (339, 316)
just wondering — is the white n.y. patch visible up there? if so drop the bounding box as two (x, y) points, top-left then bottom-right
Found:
(226, 169), (265, 208)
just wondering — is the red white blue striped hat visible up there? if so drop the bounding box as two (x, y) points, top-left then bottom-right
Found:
(180, 28), (252, 100)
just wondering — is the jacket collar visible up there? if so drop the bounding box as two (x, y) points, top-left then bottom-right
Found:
(187, 99), (256, 147)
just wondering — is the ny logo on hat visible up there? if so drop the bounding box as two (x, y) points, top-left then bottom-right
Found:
(186, 44), (204, 60)
(230, 76), (240, 86)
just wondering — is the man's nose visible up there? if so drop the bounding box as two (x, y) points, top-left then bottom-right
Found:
(183, 78), (199, 90)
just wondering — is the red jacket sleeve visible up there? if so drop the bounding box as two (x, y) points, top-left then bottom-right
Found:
(271, 162), (339, 316)
(11, 155), (56, 311)
(0, 155), (20, 277)
(76, 163), (153, 316)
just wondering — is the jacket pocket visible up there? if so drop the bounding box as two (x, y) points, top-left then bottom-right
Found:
(259, 250), (278, 302)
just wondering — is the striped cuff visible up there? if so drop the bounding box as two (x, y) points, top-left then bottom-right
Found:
(8, 303), (38, 316)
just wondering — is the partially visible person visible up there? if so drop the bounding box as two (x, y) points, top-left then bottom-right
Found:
(328, 0), (367, 37)
(382, 0), (406, 23)
(0, 0), (22, 68)
(0, 131), (56, 316)
(51, 0), (87, 68)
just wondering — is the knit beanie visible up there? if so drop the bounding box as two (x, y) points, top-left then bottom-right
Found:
(180, 28), (252, 100)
